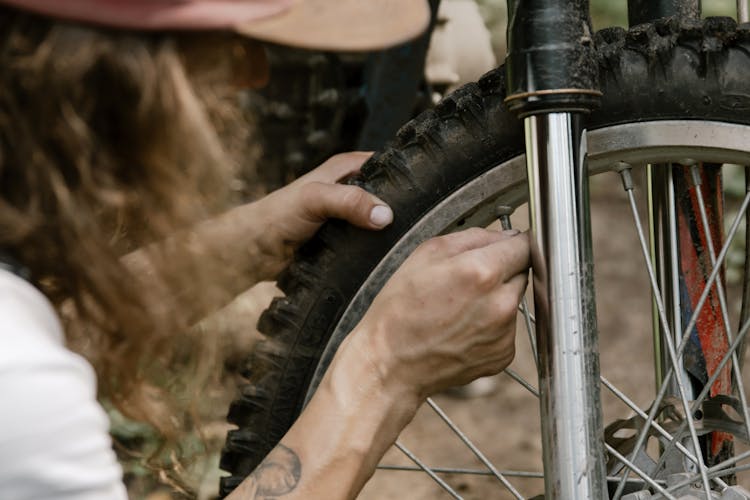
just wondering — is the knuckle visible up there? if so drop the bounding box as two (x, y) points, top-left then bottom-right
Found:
(417, 236), (445, 254)
(413, 239), (431, 254)
(328, 152), (370, 172)
(432, 233), (453, 247)
(462, 261), (497, 289)
(341, 186), (368, 209)
(411, 241), (431, 259)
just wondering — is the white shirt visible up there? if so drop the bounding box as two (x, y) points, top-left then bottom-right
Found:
(0, 269), (127, 499)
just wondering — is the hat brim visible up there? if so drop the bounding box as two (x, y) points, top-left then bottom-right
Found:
(235, 0), (430, 52)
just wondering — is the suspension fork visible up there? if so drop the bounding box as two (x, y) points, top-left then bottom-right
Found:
(505, 1), (605, 498)
(630, 0), (738, 471)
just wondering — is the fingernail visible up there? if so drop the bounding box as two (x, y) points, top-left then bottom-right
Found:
(503, 229), (520, 236)
(370, 205), (393, 227)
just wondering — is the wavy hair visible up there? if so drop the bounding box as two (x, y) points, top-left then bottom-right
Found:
(0, 6), (252, 459)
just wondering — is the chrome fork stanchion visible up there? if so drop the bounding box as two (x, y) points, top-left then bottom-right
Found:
(525, 112), (607, 499)
(505, 0), (602, 495)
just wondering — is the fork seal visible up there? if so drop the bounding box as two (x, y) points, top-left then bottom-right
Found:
(504, 0), (600, 118)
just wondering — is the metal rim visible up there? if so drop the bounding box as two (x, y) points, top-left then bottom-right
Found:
(308, 120), (750, 402)
(304, 120), (750, 499)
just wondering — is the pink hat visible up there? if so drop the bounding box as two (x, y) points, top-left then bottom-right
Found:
(0, 0), (430, 51)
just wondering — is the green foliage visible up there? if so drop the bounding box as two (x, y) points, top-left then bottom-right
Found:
(703, 0), (737, 17)
(590, 0), (627, 29)
(107, 402), (216, 499)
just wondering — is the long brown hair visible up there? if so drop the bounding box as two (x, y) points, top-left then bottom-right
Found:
(0, 6), (250, 447)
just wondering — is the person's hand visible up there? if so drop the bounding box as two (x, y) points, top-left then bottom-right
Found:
(342, 228), (530, 403)
(159, 152), (388, 310)
(231, 228), (529, 500)
(253, 152), (393, 279)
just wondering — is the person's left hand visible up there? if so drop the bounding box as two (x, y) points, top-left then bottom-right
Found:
(250, 152), (393, 280)
(124, 152), (389, 322)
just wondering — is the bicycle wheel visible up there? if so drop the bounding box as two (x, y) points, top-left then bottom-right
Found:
(220, 17), (750, 499)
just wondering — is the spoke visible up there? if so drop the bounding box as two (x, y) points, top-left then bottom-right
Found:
(605, 443), (677, 500)
(395, 441), (463, 499)
(517, 302), (538, 369)
(498, 205), (538, 367)
(647, 191), (750, 479)
(616, 170), (750, 498)
(653, 167), (714, 497)
(690, 165), (750, 442)
(707, 450), (750, 475)
(504, 368), (539, 397)
(520, 298), (538, 368)
(614, 167), (712, 499)
(378, 465), (543, 478)
(673, 447), (750, 491)
(600, 375), (724, 486)
(650, 314), (750, 477)
(705, 462), (750, 479)
(518, 305), (536, 325)
(426, 398), (524, 499)
(380, 464), (660, 487)
(655, 460), (750, 498)
(739, 166), (750, 372)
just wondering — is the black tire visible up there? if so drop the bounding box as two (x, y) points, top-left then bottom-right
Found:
(219, 17), (750, 496)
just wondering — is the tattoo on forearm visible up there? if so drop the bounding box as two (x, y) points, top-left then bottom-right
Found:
(235, 444), (301, 499)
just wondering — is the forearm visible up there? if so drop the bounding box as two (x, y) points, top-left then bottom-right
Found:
(122, 202), (283, 324)
(224, 229), (530, 499)
(227, 330), (420, 500)
(121, 152), (390, 325)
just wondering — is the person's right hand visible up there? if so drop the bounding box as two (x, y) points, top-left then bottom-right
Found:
(345, 228), (530, 403)
(249, 229), (529, 500)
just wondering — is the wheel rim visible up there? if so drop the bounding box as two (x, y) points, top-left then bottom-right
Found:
(306, 120), (750, 499)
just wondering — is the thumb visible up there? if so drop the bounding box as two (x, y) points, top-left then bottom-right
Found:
(300, 182), (393, 230)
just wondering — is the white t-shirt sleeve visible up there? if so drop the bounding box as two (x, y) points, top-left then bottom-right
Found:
(0, 270), (127, 500)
